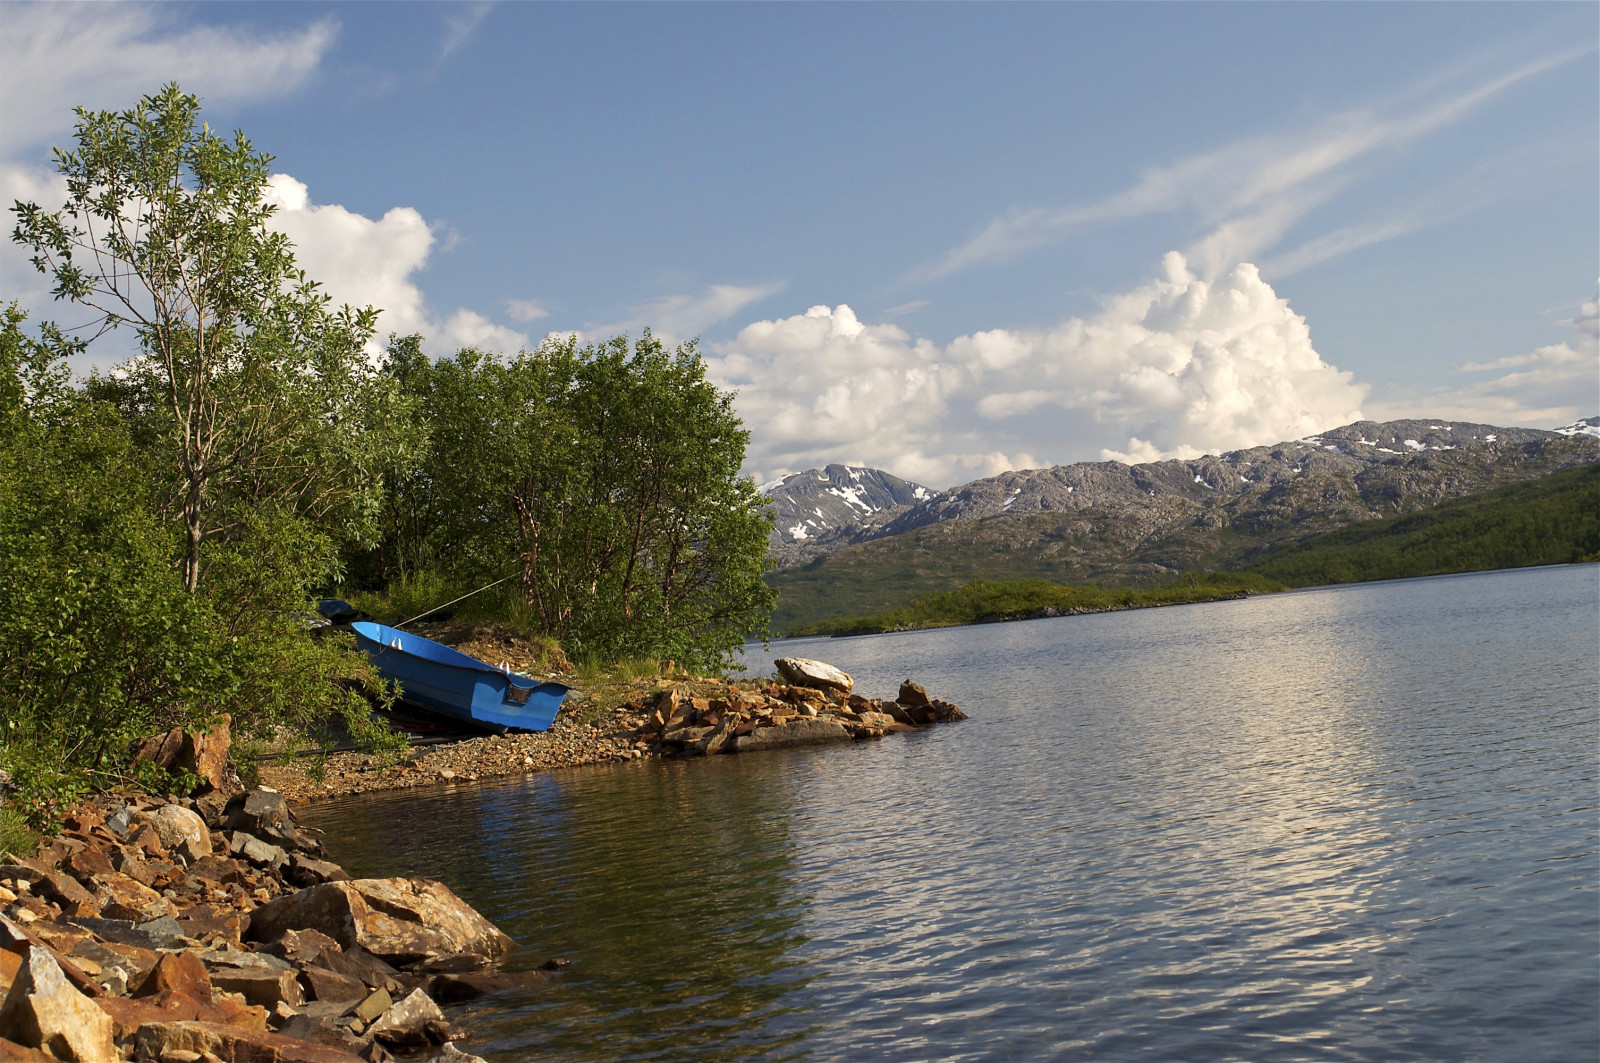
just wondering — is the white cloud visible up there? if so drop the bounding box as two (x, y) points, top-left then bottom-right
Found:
(1365, 287), (1600, 427)
(263, 174), (528, 354)
(437, 3), (494, 64)
(569, 282), (784, 346)
(713, 252), (1367, 486)
(918, 45), (1592, 284)
(506, 299), (550, 323)
(0, 5), (338, 154)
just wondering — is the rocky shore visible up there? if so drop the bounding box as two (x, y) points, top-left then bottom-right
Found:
(0, 779), (545, 1062)
(262, 659), (966, 802)
(1, 658), (966, 1060)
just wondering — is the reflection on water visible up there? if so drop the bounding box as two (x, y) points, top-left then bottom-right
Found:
(304, 565), (1599, 1062)
(306, 757), (819, 1060)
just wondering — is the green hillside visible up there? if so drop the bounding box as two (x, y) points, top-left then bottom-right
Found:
(1241, 462), (1599, 586)
(768, 463), (1599, 635)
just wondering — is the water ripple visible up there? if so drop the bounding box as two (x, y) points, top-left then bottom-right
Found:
(303, 566), (1599, 1062)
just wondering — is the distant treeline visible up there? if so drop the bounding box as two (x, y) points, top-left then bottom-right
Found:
(786, 572), (1284, 636)
(1241, 462), (1598, 586)
(784, 463), (1598, 637)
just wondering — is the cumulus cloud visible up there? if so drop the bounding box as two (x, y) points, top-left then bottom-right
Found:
(1365, 287), (1600, 427)
(0, 4), (337, 153)
(712, 252), (1367, 486)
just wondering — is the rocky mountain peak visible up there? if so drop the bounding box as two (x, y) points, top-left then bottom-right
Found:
(760, 464), (932, 554)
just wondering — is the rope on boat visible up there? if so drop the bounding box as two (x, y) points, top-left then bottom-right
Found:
(394, 572), (517, 629)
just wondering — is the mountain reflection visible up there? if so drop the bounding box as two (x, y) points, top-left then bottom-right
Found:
(302, 756), (819, 1062)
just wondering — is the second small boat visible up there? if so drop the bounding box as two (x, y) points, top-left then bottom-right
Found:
(350, 621), (572, 733)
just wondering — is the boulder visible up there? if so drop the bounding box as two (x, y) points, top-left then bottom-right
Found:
(132, 1020), (366, 1062)
(132, 716), (232, 794)
(896, 680), (932, 710)
(366, 988), (444, 1047)
(33, 869), (98, 917)
(230, 832), (291, 873)
(224, 791), (312, 852)
(775, 658), (853, 694)
(133, 950), (212, 999)
(302, 966), (366, 1005)
(731, 718), (853, 753)
(0, 946), (117, 1061)
(96, 869), (176, 922)
(136, 804), (211, 864)
(211, 966), (305, 1008)
(289, 854), (351, 888)
(246, 879), (514, 965)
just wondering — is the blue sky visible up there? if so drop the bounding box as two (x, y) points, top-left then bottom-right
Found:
(3, 2), (1596, 485)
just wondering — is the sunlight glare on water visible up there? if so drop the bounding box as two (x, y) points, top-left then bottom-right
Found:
(302, 565), (1599, 1062)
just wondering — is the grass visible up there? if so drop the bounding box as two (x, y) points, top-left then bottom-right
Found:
(1, 803), (37, 859)
(788, 571), (1286, 636)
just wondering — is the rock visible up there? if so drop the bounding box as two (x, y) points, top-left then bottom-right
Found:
(246, 880), (515, 965)
(133, 717), (233, 794)
(188, 715), (233, 793)
(288, 854), (350, 888)
(0, 1035), (54, 1061)
(367, 988), (444, 1047)
(896, 680), (932, 710)
(346, 988), (391, 1025)
(66, 914), (188, 951)
(64, 845), (113, 883)
(425, 1044), (488, 1063)
(132, 1019), (367, 1062)
(33, 869), (98, 917)
(881, 701), (916, 726)
(211, 966), (305, 1008)
(224, 791), (311, 853)
(137, 805), (212, 864)
(260, 929), (341, 969)
(732, 717), (853, 753)
(302, 966), (366, 1005)
(230, 832), (290, 873)
(427, 969), (553, 1003)
(775, 658), (854, 694)
(97, 869), (177, 922)
(134, 951), (212, 1000)
(701, 715), (740, 756)
(0, 946), (117, 1061)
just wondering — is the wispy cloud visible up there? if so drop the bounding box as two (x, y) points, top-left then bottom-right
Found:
(436, 2), (494, 66)
(913, 44), (1594, 283)
(506, 298), (550, 323)
(881, 299), (930, 318)
(566, 282), (785, 345)
(0, 5), (339, 155)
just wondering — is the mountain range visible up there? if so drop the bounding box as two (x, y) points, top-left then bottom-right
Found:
(760, 416), (1600, 630)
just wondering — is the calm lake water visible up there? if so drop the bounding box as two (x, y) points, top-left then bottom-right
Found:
(300, 565), (1599, 1062)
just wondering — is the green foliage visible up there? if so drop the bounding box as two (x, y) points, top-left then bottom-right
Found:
(0, 309), (400, 830)
(12, 83), (420, 591)
(1243, 464), (1600, 586)
(789, 572), (1286, 636)
(359, 331), (775, 672)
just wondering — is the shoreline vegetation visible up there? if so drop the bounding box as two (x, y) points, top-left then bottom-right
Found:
(785, 573), (1284, 637)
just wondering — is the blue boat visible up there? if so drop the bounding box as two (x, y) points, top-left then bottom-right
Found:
(350, 621), (571, 732)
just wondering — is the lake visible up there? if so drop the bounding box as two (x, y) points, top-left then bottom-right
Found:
(300, 564), (1599, 1061)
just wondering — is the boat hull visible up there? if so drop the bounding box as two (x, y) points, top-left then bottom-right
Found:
(350, 622), (570, 732)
